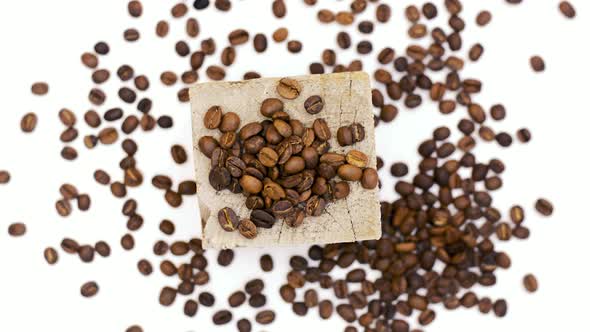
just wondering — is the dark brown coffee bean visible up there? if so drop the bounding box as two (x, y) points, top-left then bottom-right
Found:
(530, 56), (545, 72)
(260, 98), (283, 117)
(304, 95), (324, 114)
(228, 29), (249, 46)
(7, 222), (26, 237)
(221, 46), (236, 66)
(164, 190), (182, 207)
(60, 147), (77, 161)
(55, 199), (72, 217)
(376, 3), (391, 22)
(238, 219), (257, 239)
(523, 274), (538, 292)
(159, 286), (177, 306)
(228, 291), (246, 307)
(219, 112), (240, 132)
(559, 1), (576, 18)
(259, 254), (273, 272)
(253, 33), (268, 52)
(255, 310), (275, 325)
(178, 181), (196, 195)
(94, 241), (110, 257)
(206, 65), (226, 81)
(20, 113), (37, 133)
(493, 299), (508, 317)
(213, 310), (232, 325)
(121, 233), (135, 250)
(44, 247), (58, 264)
(287, 40), (303, 53)
(535, 198), (553, 216)
(218, 207), (239, 232)
(272, 0), (286, 17)
(77, 194), (91, 211)
(81, 281), (99, 297)
(251, 209), (275, 229)
(124, 28), (140, 42)
(0, 171), (10, 184)
(61, 238), (79, 253)
(236, 318), (251, 332)
(31, 82), (49, 95)
(277, 78), (302, 99)
(516, 128), (532, 143)
(81, 53), (98, 69)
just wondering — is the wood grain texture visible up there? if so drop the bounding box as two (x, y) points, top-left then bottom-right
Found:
(190, 72), (381, 249)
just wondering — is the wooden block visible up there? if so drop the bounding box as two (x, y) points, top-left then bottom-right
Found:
(190, 72), (381, 249)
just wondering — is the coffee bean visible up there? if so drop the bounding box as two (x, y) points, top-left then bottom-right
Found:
(81, 281), (99, 297)
(559, 1), (576, 18)
(206, 65), (226, 81)
(182, 300), (198, 317)
(44, 247), (58, 264)
(376, 4), (391, 23)
(530, 56), (545, 72)
(81, 53), (98, 68)
(0, 171), (10, 184)
(124, 28), (140, 42)
(259, 254), (273, 272)
(277, 78), (302, 99)
(238, 219), (257, 239)
(523, 274), (538, 292)
(516, 128), (532, 143)
(55, 199), (72, 217)
(218, 207), (239, 232)
(7, 222), (26, 237)
(287, 40), (303, 53)
(94, 41), (110, 55)
(121, 233), (135, 250)
(77, 194), (91, 211)
(493, 299), (508, 317)
(337, 304), (357, 322)
(228, 291), (246, 307)
(78, 245), (95, 263)
(20, 113), (38, 133)
(251, 209), (275, 228)
(164, 190), (182, 207)
(159, 286), (177, 306)
(237, 318), (251, 332)
(272, 0), (286, 18)
(95, 241), (110, 257)
(255, 310), (275, 325)
(535, 198), (553, 216)
(250, 33), (269, 54)
(213, 310), (232, 325)
(31, 82), (49, 95)
(198, 292), (215, 307)
(155, 20), (170, 37)
(260, 98), (284, 117)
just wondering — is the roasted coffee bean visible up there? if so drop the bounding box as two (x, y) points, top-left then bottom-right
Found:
(238, 219), (257, 239)
(137, 259), (152, 276)
(338, 164), (362, 181)
(304, 95), (324, 114)
(95, 241), (111, 257)
(81, 281), (99, 297)
(206, 65), (226, 81)
(7, 222), (26, 237)
(55, 199), (72, 217)
(213, 310), (232, 325)
(165, 190), (182, 207)
(159, 286), (177, 306)
(217, 249), (234, 266)
(535, 198), (553, 216)
(228, 291), (246, 307)
(20, 113), (37, 133)
(228, 29), (249, 45)
(44, 247), (59, 264)
(124, 28), (140, 42)
(170, 145), (187, 164)
(121, 233), (135, 250)
(198, 136), (219, 158)
(78, 246), (95, 263)
(251, 209), (275, 228)
(530, 56), (545, 72)
(277, 78), (302, 99)
(559, 1), (576, 18)
(61, 238), (79, 253)
(523, 274), (538, 292)
(255, 310), (275, 325)
(0, 171), (10, 184)
(493, 299), (508, 317)
(94, 41), (109, 54)
(259, 254), (273, 272)
(361, 168), (379, 189)
(253, 33), (268, 52)
(178, 181), (197, 195)
(60, 147), (78, 160)
(218, 207), (239, 232)
(261, 98), (283, 117)
(81, 53), (98, 68)
(31, 82), (49, 95)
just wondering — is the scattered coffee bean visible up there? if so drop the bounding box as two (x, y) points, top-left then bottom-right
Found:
(535, 198), (553, 216)
(81, 281), (99, 297)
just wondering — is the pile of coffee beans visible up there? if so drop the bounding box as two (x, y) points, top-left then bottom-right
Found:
(199, 78), (378, 239)
(3, 0), (567, 331)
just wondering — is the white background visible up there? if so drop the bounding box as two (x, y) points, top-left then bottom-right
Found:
(0, 0), (588, 331)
